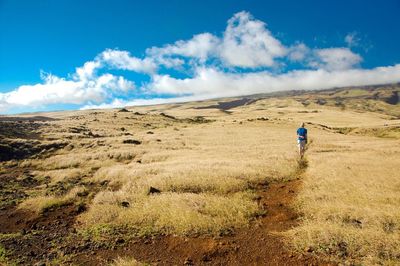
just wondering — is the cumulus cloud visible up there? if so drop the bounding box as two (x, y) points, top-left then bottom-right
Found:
(147, 33), (219, 64)
(100, 49), (157, 74)
(146, 11), (286, 69)
(0, 69), (134, 112)
(75, 60), (102, 81)
(288, 43), (311, 62)
(310, 48), (362, 71)
(220, 11), (286, 68)
(83, 64), (400, 110)
(1, 11), (399, 113)
(149, 64), (400, 98)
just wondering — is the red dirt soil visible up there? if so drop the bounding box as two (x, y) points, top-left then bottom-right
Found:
(0, 167), (333, 265)
(72, 179), (333, 266)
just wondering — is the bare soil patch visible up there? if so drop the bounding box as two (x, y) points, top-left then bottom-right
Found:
(70, 179), (331, 265)
(0, 163), (333, 265)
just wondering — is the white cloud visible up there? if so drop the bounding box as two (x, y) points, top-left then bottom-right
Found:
(75, 60), (102, 81)
(1, 11), (400, 113)
(310, 47), (362, 71)
(147, 33), (219, 64)
(220, 11), (287, 68)
(345, 32), (360, 47)
(100, 49), (157, 74)
(288, 43), (310, 62)
(81, 95), (206, 110)
(146, 11), (287, 69)
(83, 64), (400, 110)
(148, 64), (400, 98)
(0, 70), (134, 112)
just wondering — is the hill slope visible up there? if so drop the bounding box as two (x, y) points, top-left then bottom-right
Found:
(0, 83), (399, 265)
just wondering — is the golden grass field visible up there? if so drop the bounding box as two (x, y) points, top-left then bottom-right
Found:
(0, 84), (399, 265)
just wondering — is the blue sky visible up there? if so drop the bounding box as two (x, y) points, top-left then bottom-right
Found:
(1, 0), (400, 114)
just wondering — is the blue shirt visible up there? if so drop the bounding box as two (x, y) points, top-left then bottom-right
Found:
(297, 127), (307, 141)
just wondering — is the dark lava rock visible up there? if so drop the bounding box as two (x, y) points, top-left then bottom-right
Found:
(118, 108), (130, 112)
(122, 139), (141, 145)
(160, 112), (176, 119)
(100, 180), (109, 186)
(315, 98), (327, 105)
(148, 186), (161, 195)
(120, 201), (130, 208)
(75, 203), (86, 214)
(385, 91), (399, 105)
(115, 238), (125, 244)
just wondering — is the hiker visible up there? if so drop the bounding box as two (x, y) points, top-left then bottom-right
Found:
(297, 122), (307, 158)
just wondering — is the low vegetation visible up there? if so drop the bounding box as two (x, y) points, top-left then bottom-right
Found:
(0, 84), (398, 264)
(110, 256), (145, 266)
(18, 186), (86, 214)
(288, 133), (400, 265)
(77, 121), (298, 237)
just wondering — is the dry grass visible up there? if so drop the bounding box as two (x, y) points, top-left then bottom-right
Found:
(18, 186), (86, 214)
(13, 105), (299, 238)
(84, 191), (258, 236)
(287, 129), (400, 265)
(78, 122), (298, 236)
(9, 86), (400, 264)
(109, 256), (145, 266)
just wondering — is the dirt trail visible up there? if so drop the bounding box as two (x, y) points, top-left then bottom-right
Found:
(0, 160), (332, 265)
(74, 170), (331, 265)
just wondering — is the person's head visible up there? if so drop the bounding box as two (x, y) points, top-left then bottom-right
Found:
(300, 122), (305, 128)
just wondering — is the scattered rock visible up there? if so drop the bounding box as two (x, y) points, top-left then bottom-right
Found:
(148, 186), (161, 195)
(85, 131), (102, 138)
(77, 190), (89, 197)
(315, 99), (327, 105)
(201, 254), (211, 262)
(115, 238), (125, 244)
(123, 139), (141, 145)
(147, 131), (154, 134)
(121, 201), (130, 208)
(100, 180), (109, 186)
(160, 112), (176, 119)
(75, 203), (86, 214)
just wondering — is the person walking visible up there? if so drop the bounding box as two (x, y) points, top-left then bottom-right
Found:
(297, 122), (307, 158)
